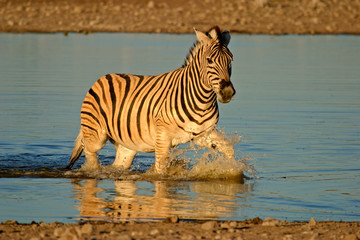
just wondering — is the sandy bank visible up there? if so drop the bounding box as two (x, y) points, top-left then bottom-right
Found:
(1, 0), (360, 34)
(1, 218), (360, 240)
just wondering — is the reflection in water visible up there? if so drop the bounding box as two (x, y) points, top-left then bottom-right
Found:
(1, 34), (359, 222)
(72, 179), (107, 220)
(72, 179), (253, 222)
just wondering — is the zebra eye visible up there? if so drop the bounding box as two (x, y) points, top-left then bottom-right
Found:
(228, 63), (232, 76)
(207, 58), (213, 64)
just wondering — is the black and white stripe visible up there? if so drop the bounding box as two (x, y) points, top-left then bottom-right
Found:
(66, 26), (235, 173)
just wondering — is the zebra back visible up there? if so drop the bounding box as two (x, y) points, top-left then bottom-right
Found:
(80, 26), (234, 153)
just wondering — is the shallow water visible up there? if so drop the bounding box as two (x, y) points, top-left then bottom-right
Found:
(0, 33), (359, 223)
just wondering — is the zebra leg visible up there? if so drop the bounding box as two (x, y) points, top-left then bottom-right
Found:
(194, 129), (235, 160)
(83, 150), (101, 170)
(112, 144), (137, 169)
(154, 126), (171, 174)
(81, 128), (107, 170)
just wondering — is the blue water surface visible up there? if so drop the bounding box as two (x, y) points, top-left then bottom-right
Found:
(0, 33), (359, 223)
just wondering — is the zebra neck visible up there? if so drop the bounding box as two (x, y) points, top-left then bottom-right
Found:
(187, 59), (213, 93)
(181, 63), (217, 110)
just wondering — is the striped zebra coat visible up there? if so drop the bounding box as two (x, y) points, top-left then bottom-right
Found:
(66, 26), (236, 174)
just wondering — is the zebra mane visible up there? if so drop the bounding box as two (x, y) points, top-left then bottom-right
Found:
(182, 41), (202, 67)
(182, 26), (227, 68)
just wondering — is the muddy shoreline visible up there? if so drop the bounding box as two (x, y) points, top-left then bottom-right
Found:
(2, 218), (360, 240)
(1, 0), (360, 34)
(1, 218), (360, 240)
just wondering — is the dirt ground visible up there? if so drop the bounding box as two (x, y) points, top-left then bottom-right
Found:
(1, 218), (360, 240)
(1, 0), (360, 34)
(1, 0), (360, 239)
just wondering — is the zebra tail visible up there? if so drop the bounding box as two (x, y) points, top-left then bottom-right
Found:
(65, 130), (84, 169)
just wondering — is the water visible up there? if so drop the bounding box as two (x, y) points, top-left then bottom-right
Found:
(0, 33), (359, 223)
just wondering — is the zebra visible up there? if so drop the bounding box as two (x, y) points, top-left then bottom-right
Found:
(66, 26), (236, 174)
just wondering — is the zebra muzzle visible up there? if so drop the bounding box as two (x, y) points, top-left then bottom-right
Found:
(218, 80), (235, 103)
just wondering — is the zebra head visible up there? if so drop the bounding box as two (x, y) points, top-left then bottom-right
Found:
(195, 26), (235, 103)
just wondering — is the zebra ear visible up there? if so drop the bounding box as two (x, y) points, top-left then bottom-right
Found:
(207, 28), (219, 39)
(194, 28), (211, 44)
(221, 30), (231, 47)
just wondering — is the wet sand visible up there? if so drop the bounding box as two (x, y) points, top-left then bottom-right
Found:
(1, 218), (360, 240)
(1, 0), (359, 34)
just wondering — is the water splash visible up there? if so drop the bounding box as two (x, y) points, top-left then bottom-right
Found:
(63, 133), (255, 181)
(165, 132), (256, 181)
(0, 133), (256, 181)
